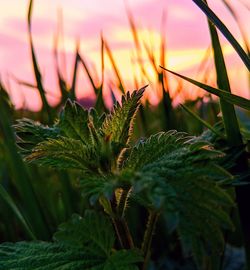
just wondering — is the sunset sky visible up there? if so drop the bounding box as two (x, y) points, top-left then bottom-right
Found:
(0, 0), (249, 110)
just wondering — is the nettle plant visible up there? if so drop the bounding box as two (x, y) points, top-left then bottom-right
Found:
(0, 87), (234, 269)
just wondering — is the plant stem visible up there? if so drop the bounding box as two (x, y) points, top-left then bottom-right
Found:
(117, 186), (131, 218)
(113, 216), (134, 249)
(110, 187), (134, 249)
(141, 210), (159, 270)
(111, 217), (125, 249)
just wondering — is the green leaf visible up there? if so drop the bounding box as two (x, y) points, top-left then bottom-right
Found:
(161, 67), (250, 111)
(0, 242), (88, 270)
(14, 100), (103, 173)
(80, 175), (118, 203)
(123, 131), (234, 266)
(14, 118), (59, 153)
(102, 87), (146, 147)
(54, 211), (115, 256)
(124, 131), (193, 171)
(0, 211), (142, 269)
(25, 136), (98, 173)
(14, 87), (147, 173)
(57, 100), (92, 144)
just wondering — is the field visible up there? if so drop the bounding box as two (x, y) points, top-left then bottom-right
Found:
(0, 0), (250, 269)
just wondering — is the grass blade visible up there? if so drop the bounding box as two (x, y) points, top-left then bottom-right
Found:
(192, 0), (250, 70)
(78, 53), (99, 95)
(0, 82), (51, 240)
(203, 0), (250, 265)
(180, 104), (224, 138)
(204, 0), (242, 146)
(69, 42), (80, 101)
(94, 34), (106, 112)
(28, 0), (53, 122)
(125, 4), (150, 81)
(0, 184), (36, 240)
(103, 37), (125, 94)
(53, 34), (69, 104)
(160, 67), (250, 111)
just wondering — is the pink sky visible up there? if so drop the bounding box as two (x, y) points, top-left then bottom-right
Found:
(0, 0), (249, 110)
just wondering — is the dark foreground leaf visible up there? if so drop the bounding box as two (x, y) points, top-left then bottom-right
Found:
(123, 131), (234, 267)
(0, 211), (142, 270)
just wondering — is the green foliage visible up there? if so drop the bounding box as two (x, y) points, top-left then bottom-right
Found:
(15, 118), (59, 152)
(8, 89), (236, 269)
(0, 211), (142, 270)
(15, 88), (146, 175)
(102, 86), (146, 146)
(0, 242), (86, 270)
(121, 132), (234, 267)
(0, 82), (51, 240)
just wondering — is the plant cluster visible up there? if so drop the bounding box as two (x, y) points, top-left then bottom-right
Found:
(0, 86), (240, 269)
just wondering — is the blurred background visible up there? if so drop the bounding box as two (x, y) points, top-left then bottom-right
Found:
(0, 0), (249, 110)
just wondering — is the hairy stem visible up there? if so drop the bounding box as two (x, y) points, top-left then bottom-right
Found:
(141, 210), (159, 270)
(113, 217), (134, 249)
(111, 217), (125, 249)
(117, 186), (131, 218)
(110, 187), (134, 249)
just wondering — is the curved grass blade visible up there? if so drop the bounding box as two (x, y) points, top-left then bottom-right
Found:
(192, 0), (250, 70)
(180, 104), (224, 139)
(160, 67), (250, 111)
(0, 185), (36, 240)
(28, 0), (53, 122)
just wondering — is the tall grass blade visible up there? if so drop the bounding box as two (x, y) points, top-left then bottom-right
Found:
(103, 38), (125, 94)
(0, 82), (50, 240)
(192, 0), (250, 70)
(78, 53), (98, 95)
(95, 34), (106, 112)
(125, 4), (150, 81)
(204, 0), (250, 265)
(69, 42), (80, 101)
(28, 0), (53, 122)
(159, 12), (175, 130)
(54, 34), (69, 104)
(204, 0), (242, 146)
(0, 184), (36, 240)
